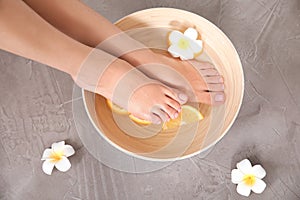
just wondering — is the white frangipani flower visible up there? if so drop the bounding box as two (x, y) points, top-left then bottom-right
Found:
(167, 27), (203, 60)
(231, 159), (267, 197)
(41, 141), (75, 175)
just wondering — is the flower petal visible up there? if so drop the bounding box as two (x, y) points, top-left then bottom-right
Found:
(237, 159), (252, 174)
(54, 156), (71, 172)
(237, 182), (252, 197)
(169, 31), (183, 44)
(41, 148), (52, 160)
(42, 160), (55, 175)
(189, 39), (203, 53)
(184, 28), (198, 40)
(179, 48), (194, 60)
(169, 52), (180, 58)
(231, 169), (244, 184)
(52, 141), (65, 152)
(252, 165), (266, 179)
(195, 40), (203, 46)
(63, 145), (75, 157)
(251, 179), (266, 194)
(168, 45), (184, 57)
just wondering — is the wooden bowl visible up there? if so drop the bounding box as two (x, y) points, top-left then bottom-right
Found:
(82, 8), (244, 161)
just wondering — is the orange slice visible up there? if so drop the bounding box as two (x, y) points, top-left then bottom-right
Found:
(181, 105), (204, 124)
(162, 105), (203, 130)
(106, 99), (129, 115)
(129, 114), (152, 125)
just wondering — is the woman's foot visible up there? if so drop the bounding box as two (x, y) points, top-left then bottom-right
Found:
(74, 49), (188, 124)
(127, 82), (188, 124)
(123, 50), (225, 105)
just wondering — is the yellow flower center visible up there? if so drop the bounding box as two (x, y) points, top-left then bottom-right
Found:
(178, 38), (190, 49)
(49, 150), (64, 163)
(243, 174), (256, 186)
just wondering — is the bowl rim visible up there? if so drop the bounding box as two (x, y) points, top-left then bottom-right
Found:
(81, 7), (245, 162)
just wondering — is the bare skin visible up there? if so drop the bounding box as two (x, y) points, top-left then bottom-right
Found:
(21, 0), (226, 105)
(127, 51), (226, 105)
(0, 0), (187, 124)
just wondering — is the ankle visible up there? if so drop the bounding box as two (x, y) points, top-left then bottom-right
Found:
(67, 44), (93, 78)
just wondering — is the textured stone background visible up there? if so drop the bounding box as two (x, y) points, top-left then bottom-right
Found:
(1, 0), (300, 199)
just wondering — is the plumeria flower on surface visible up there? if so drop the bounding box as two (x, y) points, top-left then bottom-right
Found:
(231, 159), (267, 197)
(41, 141), (75, 175)
(167, 27), (203, 60)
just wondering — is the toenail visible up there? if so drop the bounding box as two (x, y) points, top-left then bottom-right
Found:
(219, 77), (223, 82)
(222, 85), (225, 90)
(174, 112), (179, 118)
(179, 93), (188, 102)
(215, 94), (224, 102)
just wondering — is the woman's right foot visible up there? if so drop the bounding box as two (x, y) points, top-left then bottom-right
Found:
(123, 50), (226, 105)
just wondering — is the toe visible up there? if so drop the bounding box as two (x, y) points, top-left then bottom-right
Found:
(177, 92), (188, 104)
(151, 107), (170, 122)
(165, 96), (181, 112)
(200, 69), (219, 76)
(207, 83), (225, 91)
(204, 76), (224, 83)
(196, 92), (225, 105)
(164, 88), (188, 105)
(161, 103), (179, 119)
(150, 113), (162, 124)
(211, 92), (226, 105)
(195, 92), (211, 104)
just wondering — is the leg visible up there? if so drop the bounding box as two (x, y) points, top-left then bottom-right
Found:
(22, 0), (225, 105)
(22, 0), (134, 49)
(0, 0), (89, 76)
(0, 0), (186, 123)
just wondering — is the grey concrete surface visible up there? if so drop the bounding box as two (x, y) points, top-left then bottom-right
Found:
(1, 0), (300, 199)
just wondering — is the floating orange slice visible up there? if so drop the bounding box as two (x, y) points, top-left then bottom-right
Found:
(181, 105), (204, 124)
(129, 114), (152, 125)
(163, 105), (203, 130)
(106, 99), (129, 115)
